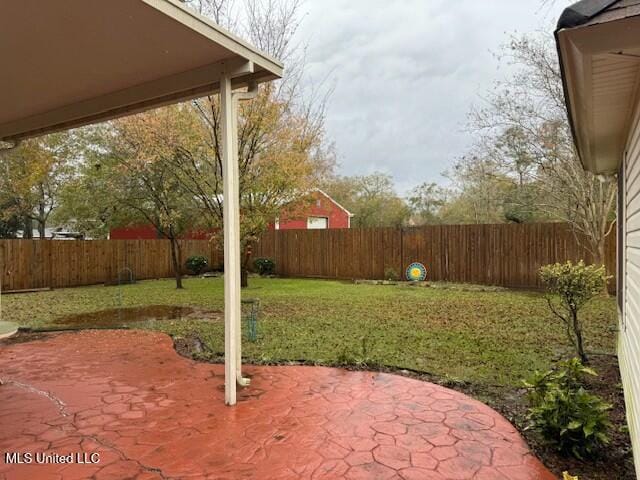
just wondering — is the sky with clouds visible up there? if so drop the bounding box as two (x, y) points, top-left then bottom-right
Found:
(295, 0), (567, 194)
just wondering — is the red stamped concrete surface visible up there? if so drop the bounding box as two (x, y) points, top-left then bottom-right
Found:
(0, 330), (556, 480)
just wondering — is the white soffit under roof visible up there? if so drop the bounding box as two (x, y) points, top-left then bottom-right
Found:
(0, 0), (283, 142)
(557, 11), (640, 174)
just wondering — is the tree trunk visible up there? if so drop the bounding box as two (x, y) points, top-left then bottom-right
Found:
(572, 310), (588, 364)
(38, 202), (46, 239)
(593, 239), (606, 267)
(169, 237), (183, 289)
(23, 217), (33, 239)
(593, 237), (610, 296)
(240, 243), (253, 288)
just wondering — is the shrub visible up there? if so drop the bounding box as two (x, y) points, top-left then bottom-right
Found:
(524, 358), (612, 459)
(253, 258), (275, 276)
(384, 267), (400, 281)
(185, 255), (208, 275)
(539, 260), (610, 363)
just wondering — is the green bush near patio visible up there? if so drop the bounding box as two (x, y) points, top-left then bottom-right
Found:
(539, 261), (611, 364)
(524, 358), (612, 459)
(1, 277), (617, 386)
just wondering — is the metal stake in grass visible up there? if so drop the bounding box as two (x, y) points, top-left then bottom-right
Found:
(117, 267), (135, 325)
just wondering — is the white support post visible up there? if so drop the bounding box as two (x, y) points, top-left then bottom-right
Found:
(231, 91), (250, 389)
(221, 68), (257, 405)
(230, 81), (258, 389)
(220, 73), (241, 406)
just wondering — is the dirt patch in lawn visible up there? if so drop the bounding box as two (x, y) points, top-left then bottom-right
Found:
(54, 305), (222, 328)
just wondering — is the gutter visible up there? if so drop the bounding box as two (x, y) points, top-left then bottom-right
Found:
(232, 80), (258, 103)
(555, 28), (583, 166)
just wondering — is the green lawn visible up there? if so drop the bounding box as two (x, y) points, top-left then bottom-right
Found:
(2, 277), (617, 386)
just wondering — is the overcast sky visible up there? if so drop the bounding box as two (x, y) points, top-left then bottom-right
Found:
(295, 0), (566, 194)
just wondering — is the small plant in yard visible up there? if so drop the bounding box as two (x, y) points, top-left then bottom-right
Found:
(185, 255), (208, 275)
(523, 358), (612, 459)
(253, 258), (275, 276)
(384, 267), (400, 281)
(539, 260), (610, 363)
(336, 337), (379, 368)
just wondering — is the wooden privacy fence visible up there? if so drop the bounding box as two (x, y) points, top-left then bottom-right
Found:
(0, 223), (616, 292)
(0, 239), (221, 292)
(253, 223), (617, 292)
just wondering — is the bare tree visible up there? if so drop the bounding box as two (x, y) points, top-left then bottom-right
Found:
(469, 33), (616, 265)
(323, 173), (411, 228)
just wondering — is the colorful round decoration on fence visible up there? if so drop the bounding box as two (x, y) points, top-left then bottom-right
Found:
(406, 262), (427, 282)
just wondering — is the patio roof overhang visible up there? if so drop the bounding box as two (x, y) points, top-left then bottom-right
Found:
(0, 0), (283, 407)
(556, 0), (640, 174)
(0, 0), (283, 143)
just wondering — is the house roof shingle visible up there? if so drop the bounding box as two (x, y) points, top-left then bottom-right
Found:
(557, 0), (640, 30)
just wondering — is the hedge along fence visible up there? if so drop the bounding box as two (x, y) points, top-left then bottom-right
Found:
(0, 223), (616, 293)
(252, 223), (617, 293)
(0, 239), (222, 292)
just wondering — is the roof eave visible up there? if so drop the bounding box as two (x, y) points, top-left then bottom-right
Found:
(1, 61), (278, 142)
(556, 27), (625, 175)
(314, 189), (354, 217)
(143, 0), (284, 75)
(0, 0), (283, 142)
(555, 0), (639, 175)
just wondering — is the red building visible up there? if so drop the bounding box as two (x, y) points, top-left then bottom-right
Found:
(273, 190), (352, 230)
(109, 190), (352, 239)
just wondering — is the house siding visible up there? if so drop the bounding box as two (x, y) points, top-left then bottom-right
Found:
(620, 95), (640, 475)
(274, 191), (350, 230)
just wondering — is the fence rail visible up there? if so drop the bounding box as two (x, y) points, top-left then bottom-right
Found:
(0, 223), (616, 292)
(253, 223), (617, 292)
(0, 239), (221, 292)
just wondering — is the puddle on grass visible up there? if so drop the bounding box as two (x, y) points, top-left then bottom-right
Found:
(55, 305), (222, 328)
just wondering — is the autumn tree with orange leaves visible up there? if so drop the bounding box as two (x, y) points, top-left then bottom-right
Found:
(57, 0), (333, 287)
(0, 133), (75, 238)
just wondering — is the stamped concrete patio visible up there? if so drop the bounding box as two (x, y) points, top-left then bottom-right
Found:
(0, 330), (555, 480)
